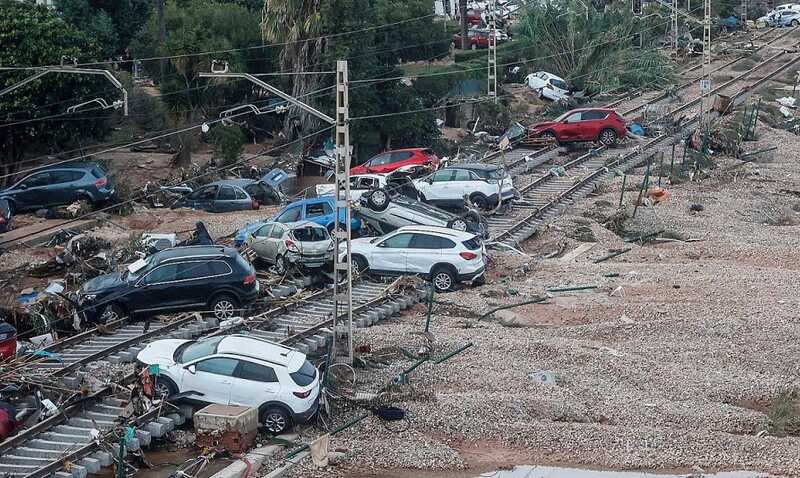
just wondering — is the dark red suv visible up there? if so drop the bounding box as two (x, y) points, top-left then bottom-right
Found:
(528, 108), (627, 145)
(350, 148), (439, 175)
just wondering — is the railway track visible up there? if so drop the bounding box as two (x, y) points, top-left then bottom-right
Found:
(485, 37), (800, 248)
(0, 277), (422, 478)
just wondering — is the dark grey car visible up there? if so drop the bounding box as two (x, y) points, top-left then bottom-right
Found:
(172, 178), (281, 213)
(0, 162), (114, 213)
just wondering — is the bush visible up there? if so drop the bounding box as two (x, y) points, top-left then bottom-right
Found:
(211, 125), (246, 166)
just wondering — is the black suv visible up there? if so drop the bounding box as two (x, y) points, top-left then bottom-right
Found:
(0, 162), (114, 213)
(78, 246), (259, 323)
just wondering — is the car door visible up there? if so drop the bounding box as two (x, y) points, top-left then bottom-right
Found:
(136, 263), (183, 314)
(249, 224), (274, 260)
(372, 232), (413, 274)
(448, 169), (475, 206)
(557, 111), (584, 141)
(580, 110), (608, 141)
(183, 185), (219, 211)
(181, 357), (238, 405)
(173, 261), (224, 309)
(421, 170), (455, 203)
(267, 224), (288, 263)
(389, 151), (415, 170)
(229, 360), (281, 408)
(366, 153), (392, 174)
(49, 170), (80, 205)
(214, 185), (239, 212)
(11, 171), (52, 210)
(406, 233), (445, 274)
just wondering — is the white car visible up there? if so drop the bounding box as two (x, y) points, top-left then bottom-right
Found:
(245, 220), (334, 274)
(343, 225), (486, 292)
(413, 163), (515, 211)
(525, 71), (570, 102)
(315, 174), (387, 201)
(136, 335), (319, 434)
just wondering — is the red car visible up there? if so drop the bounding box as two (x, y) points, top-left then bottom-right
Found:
(349, 148), (439, 175)
(528, 108), (627, 145)
(453, 30), (490, 49)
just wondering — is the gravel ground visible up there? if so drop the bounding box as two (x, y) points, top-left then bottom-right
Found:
(267, 120), (800, 478)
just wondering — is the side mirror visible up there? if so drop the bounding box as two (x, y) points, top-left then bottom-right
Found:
(18, 184), (28, 190)
(186, 364), (196, 374)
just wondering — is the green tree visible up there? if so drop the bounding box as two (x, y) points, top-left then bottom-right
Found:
(518, 0), (674, 93)
(54, 0), (152, 58)
(211, 124), (246, 165)
(0, 1), (110, 185)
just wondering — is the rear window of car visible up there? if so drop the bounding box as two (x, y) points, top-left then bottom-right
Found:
(218, 186), (237, 200)
(305, 202), (331, 217)
(237, 361), (278, 382)
(462, 236), (482, 250)
(292, 226), (328, 242)
(411, 234), (456, 249)
(234, 253), (254, 274)
(176, 336), (225, 363)
(289, 360), (317, 386)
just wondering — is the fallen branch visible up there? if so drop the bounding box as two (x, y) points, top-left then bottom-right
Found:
(593, 247), (632, 263)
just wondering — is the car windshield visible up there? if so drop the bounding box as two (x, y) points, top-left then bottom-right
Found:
(124, 257), (152, 282)
(175, 336), (225, 363)
(551, 78), (568, 90)
(289, 359), (317, 386)
(553, 110), (576, 122)
(292, 226), (328, 242)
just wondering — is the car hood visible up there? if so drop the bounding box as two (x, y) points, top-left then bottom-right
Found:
(81, 272), (125, 293)
(136, 339), (190, 366)
(530, 121), (556, 131)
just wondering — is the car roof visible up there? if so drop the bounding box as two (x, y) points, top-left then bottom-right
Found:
(28, 162), (102, 173)
(217, 335), (304, 369)
(287, 196), (333, 207)
(154, 246), (234, 262)
(393, 225), (477, 239)
(370, 147), (427, 156)
(207, 179), (251, 189)
(444, 163), (500, 171)
(284, 220), (325, 229)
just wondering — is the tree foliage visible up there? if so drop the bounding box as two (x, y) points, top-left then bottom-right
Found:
(0, 1), (110, 184)
(54, 0), (152, 58)
(518, 0), (674, 93)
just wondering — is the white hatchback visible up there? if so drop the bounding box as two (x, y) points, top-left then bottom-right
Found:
(136, 335), (319, 434)
(343, 225), (486, 292)
(525, 71), (570, 102)
(414, 164), (515, 211)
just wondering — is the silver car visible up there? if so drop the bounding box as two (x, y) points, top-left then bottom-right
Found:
(245, 220), (334, 274)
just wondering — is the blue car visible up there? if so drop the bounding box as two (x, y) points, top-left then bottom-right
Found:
(235, 196), (361, 246)
(0, 162), (114, 213)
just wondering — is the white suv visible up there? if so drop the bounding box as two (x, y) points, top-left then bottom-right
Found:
(344, 225), (486, 292)
(414, 164), (515, 211)
(136, 335), (319, 434)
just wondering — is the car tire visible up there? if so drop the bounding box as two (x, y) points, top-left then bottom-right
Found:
(209, 294), (238, 320)
(352, 255), (369, 275)
(793, 19), (799, 26)
(446, 217), (468, 232)
(274, 255), (287, 275)
(598, 128), (618, 146)
(431, 266), (456, 293)
(539, 130), (557, 142)
(262, 407), (291, 434)
(469, 193), (490, 211)
(366, 188), (390, 211)
(99, 304), (125, 324)
(153, 376), (178, 400)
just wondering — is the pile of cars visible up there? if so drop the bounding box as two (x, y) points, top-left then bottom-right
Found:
(758, 4), (800, 27)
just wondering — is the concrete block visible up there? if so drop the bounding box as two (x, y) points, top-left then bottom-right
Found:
(194, 405), (257, 434)
(146, 421), (167, 438)
(115, 351), (135, 362)
(106, 354), (125, 364)
(208, 445), (282, 478)
(69, 464), (88, 478)
(156, 417), (175, 432)
(77, 457), (101, 473)
(54, 472), (74, 478)
(62, 376), (82, 389)
(91, 451), (113, 467)
(135, 429), (152, 446)
(166, 412), (185, 426)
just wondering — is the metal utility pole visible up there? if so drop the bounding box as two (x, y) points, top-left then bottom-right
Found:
(700, 0), (712, 131)
(740, 0), (748, 30)
(672, 0), (679, 49)
(0, 62), (128, 116)
(333, 60), (354, 364)
(199, 62), (354, 363)
(488, 0), (497, 102)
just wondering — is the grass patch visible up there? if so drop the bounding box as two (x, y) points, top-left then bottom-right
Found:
(768, 391), (800, 437)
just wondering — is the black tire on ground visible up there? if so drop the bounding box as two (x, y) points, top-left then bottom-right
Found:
(352, 255), (369, 275)
(99, 304), (126, 324)
(262, 407), (291, 434)
(275, 255), (287, 275)
(793, 19), (799, 26)
(209, 294), (238, 320)
(470, 193), (490, 211)
(446, 217), (468, 232)
(431, 266), (456, 293)
(366, 188), (390, 212)
(598, 128), (618, 146)
(153, 376), (178, 400)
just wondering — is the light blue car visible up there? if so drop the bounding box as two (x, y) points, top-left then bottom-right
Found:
(235, 196), (361, 246)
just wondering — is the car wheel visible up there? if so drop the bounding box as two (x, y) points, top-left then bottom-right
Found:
(792, 19), (799, 26)
(447, 218), (468, 232)
(366, 188), (390, 212)
(99, 304), (125, 324)
(275, 255), (287, 275)
(209, 294), (238, 320)
(352, 255), (368, 275)
(539, 130), (557, 142)
(470, 194), (490, 211)
(598, 128), (618, 146)
(431, 266), (456, 293)
(153, 376), (178, 400)
(262, 407), (291, 434)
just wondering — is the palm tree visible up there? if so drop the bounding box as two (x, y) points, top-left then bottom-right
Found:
(261, 0), (324, 138)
